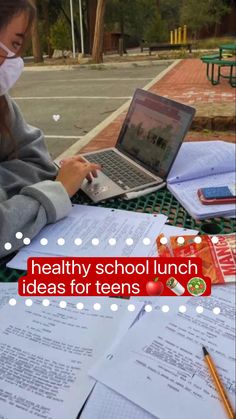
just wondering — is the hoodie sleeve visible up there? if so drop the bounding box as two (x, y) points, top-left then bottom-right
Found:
(0, 97), (58, 197)
(0, 97), (72, 259)
(0, 181), (72, 258)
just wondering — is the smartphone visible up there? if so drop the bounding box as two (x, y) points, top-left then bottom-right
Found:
(198, 185), (236, 205)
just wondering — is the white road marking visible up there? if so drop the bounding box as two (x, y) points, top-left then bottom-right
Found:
(45, 135), (83, 139)
(22, 77), (152, 83)
(13, 96), (131, 100)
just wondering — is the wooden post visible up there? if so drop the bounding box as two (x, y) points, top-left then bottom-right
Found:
(170, 31), (173, 44)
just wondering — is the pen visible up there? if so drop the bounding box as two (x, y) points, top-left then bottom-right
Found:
(202, 346), (235, 419)
(124, 182), (166, 200)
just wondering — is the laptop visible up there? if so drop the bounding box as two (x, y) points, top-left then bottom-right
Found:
(81, 89), (195, 202)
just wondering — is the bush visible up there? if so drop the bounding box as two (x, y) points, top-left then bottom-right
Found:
(50, 15), (71, 50)
(144, 12), (168, 43)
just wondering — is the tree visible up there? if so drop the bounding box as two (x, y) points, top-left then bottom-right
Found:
(92, 0), (106, 63)
(208, 0), (231, 36)
(159, 0), (182, 31)
(41, 0), (53, 57)
(180, 0), (231, 39)
(50, 15), (72, 50)
(105, 0), (164, 45)
(31, 0), (43, 62)
(144, 11), (167, 43)
(37, 0), (92, 54)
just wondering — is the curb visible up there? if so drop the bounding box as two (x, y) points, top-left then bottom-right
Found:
(54, 60), (181, 162)
(24, 59), (175, 72)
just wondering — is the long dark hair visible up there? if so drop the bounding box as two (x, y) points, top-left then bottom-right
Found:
(0, 0), (36, 137)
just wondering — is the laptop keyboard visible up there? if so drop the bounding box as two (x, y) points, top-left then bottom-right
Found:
(85, 150), (156, 190)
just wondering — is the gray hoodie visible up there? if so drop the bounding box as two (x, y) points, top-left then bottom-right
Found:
(0, 96), (72, 259)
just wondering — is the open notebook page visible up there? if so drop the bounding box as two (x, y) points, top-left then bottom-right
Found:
(168, 170), (236, 219)
(167, 141), (235, 184)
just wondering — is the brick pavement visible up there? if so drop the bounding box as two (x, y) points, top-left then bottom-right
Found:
(149, 59), (235, 104)
(80, 58), (235, 153)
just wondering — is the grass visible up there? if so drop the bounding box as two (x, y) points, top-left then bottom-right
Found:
(195, 36), (236, 49)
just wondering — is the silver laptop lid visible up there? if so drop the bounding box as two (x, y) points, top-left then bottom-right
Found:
(116, 89), (196, 180)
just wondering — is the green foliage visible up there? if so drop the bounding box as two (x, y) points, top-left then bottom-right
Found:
(181, 0), (209, 36)
(159, 0), (182, 31)
(50, 15), (71, 50)
(35, 0), (233, 54)
(105, 0), (162, 42)
(207, 0), (231, 25)
(180, 0), (231, 39)
(144, 11), (168, 43)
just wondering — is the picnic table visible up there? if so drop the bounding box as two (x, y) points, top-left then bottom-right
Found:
(201, 43), (236, 87)
(1, 187), (235, 282)
(219, 43), (236, 59)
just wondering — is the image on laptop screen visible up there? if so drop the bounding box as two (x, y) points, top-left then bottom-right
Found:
(117, 89), (195, 179)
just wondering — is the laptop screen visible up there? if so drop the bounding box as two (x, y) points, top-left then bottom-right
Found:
(117, 89), (195, 179)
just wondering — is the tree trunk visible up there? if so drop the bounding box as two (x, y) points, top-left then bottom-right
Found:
(92, 0), (106, 63)
(42, 0), (52, 57)
(31, 0), (43, 63)
(88, 0), (97, 54)
(119, 4), (125, 55)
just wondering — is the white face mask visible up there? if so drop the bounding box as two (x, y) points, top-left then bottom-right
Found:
(0, 41), (24, 96)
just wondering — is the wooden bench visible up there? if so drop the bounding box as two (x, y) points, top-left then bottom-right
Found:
(142, 42), (192, 55)
(201, 55), (236, 87)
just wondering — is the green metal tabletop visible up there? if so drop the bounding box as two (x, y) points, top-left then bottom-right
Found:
(0, 188), (235, 282)
(219, 43), (236, 51)
(219, 43), (236, 59)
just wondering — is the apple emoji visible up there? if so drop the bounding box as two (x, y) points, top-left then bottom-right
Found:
(146, 277), (164, 296)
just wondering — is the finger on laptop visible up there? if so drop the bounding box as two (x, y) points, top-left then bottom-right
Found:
(84, 163), (101, 182)
(60, 155), (87, 166)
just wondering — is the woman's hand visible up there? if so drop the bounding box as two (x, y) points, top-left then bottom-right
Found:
(56, 155), (101, 197)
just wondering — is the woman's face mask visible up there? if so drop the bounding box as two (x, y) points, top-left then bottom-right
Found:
(0, 42), (24, 96)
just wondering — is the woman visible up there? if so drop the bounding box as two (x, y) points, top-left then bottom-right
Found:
(0, 0), (100, 259)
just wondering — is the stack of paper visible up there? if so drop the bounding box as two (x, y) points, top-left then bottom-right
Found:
(167, 141), (236, 219)
(89, 285), (235, 419)
(0, 291), (143, 419)
(0, 282), (18, 309)
(6, 205), (167, 270)
(1, 273), (234, 419)
(7, 205), (199, 271)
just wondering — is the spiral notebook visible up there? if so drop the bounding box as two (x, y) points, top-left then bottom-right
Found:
(167, 141), (236, 219)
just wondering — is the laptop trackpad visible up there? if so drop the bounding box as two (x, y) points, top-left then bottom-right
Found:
(81, 172), (124, 202)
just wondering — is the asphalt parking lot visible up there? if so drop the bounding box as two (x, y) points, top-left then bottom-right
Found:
(10, 63), (169, 159)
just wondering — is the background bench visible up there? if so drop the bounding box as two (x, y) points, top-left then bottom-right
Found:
(141, 42), (192, 54)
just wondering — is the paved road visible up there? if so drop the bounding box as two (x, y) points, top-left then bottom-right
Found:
(11, 64), (169, 159)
